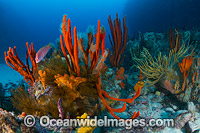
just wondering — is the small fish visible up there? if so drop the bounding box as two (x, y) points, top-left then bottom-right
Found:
(58, 98), (64, 119)
(35, 44), (53, 63)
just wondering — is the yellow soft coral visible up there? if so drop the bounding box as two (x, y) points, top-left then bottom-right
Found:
(77, 113), (96, 133)
(54, 74), (87, 100)
(54, 74), (86, 90)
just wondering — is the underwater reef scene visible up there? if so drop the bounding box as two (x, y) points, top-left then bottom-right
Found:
(1, 1), (200, 133)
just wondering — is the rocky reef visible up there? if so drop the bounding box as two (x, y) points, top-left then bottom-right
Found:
(1, 13), (200, 133)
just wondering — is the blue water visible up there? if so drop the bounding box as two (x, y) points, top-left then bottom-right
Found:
(125, 0), (200, 34)
(0, 0), (200, 62)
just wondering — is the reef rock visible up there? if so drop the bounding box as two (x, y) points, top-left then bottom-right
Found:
(187, 102), (196, 114)
(161, 127), (182, 133)
(174, 112), (192, 129)
(187, 119), (200, 132)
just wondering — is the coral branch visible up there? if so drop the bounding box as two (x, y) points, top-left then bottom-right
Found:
(107, 14), (127, 68)
(179, 55), (193, 79)
(178, 55), (193, 91)
(60, 15), (80, 76)
(60, 15), (139, 120)
(97, 77), (140, 120)
(73, 27), (81, 76)
(60, 15), (106, 76)
(89, 20), (105, 71)
(5, 43), (37, 86)
(115, 67), (125, 89)
(168, 28), (182, 51)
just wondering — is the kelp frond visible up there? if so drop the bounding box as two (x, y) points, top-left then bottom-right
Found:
(131, 43), (190, 86)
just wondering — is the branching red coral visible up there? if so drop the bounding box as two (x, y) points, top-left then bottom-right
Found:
(88, 21), (106, 72)
(60, 15), (106, 76)
(4, 42), (37, 86)
(107, 13), (128, 68)
(97, 77), (140, 120)
(179, 56), (193, 79)
(178, 55), (193, 90)
(168, 28), (182, 51)
(60, 15), (139, 119)
(60, 15), (80, 76)
(115, 67), (125, 89)
(78, 33), (93, 69)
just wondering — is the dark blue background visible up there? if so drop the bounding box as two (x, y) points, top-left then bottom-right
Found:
(0, 0), (200, 63)
(125, 0), (200, 35)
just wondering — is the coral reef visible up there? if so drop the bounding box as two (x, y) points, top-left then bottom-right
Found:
(2, 11), (200, 132)
(60, 14), (140, 119)
(3, 14), (140, 133)
(130, 27), (200, 108)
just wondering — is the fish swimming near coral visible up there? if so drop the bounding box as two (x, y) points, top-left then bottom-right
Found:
(35, 44), (53, 63)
